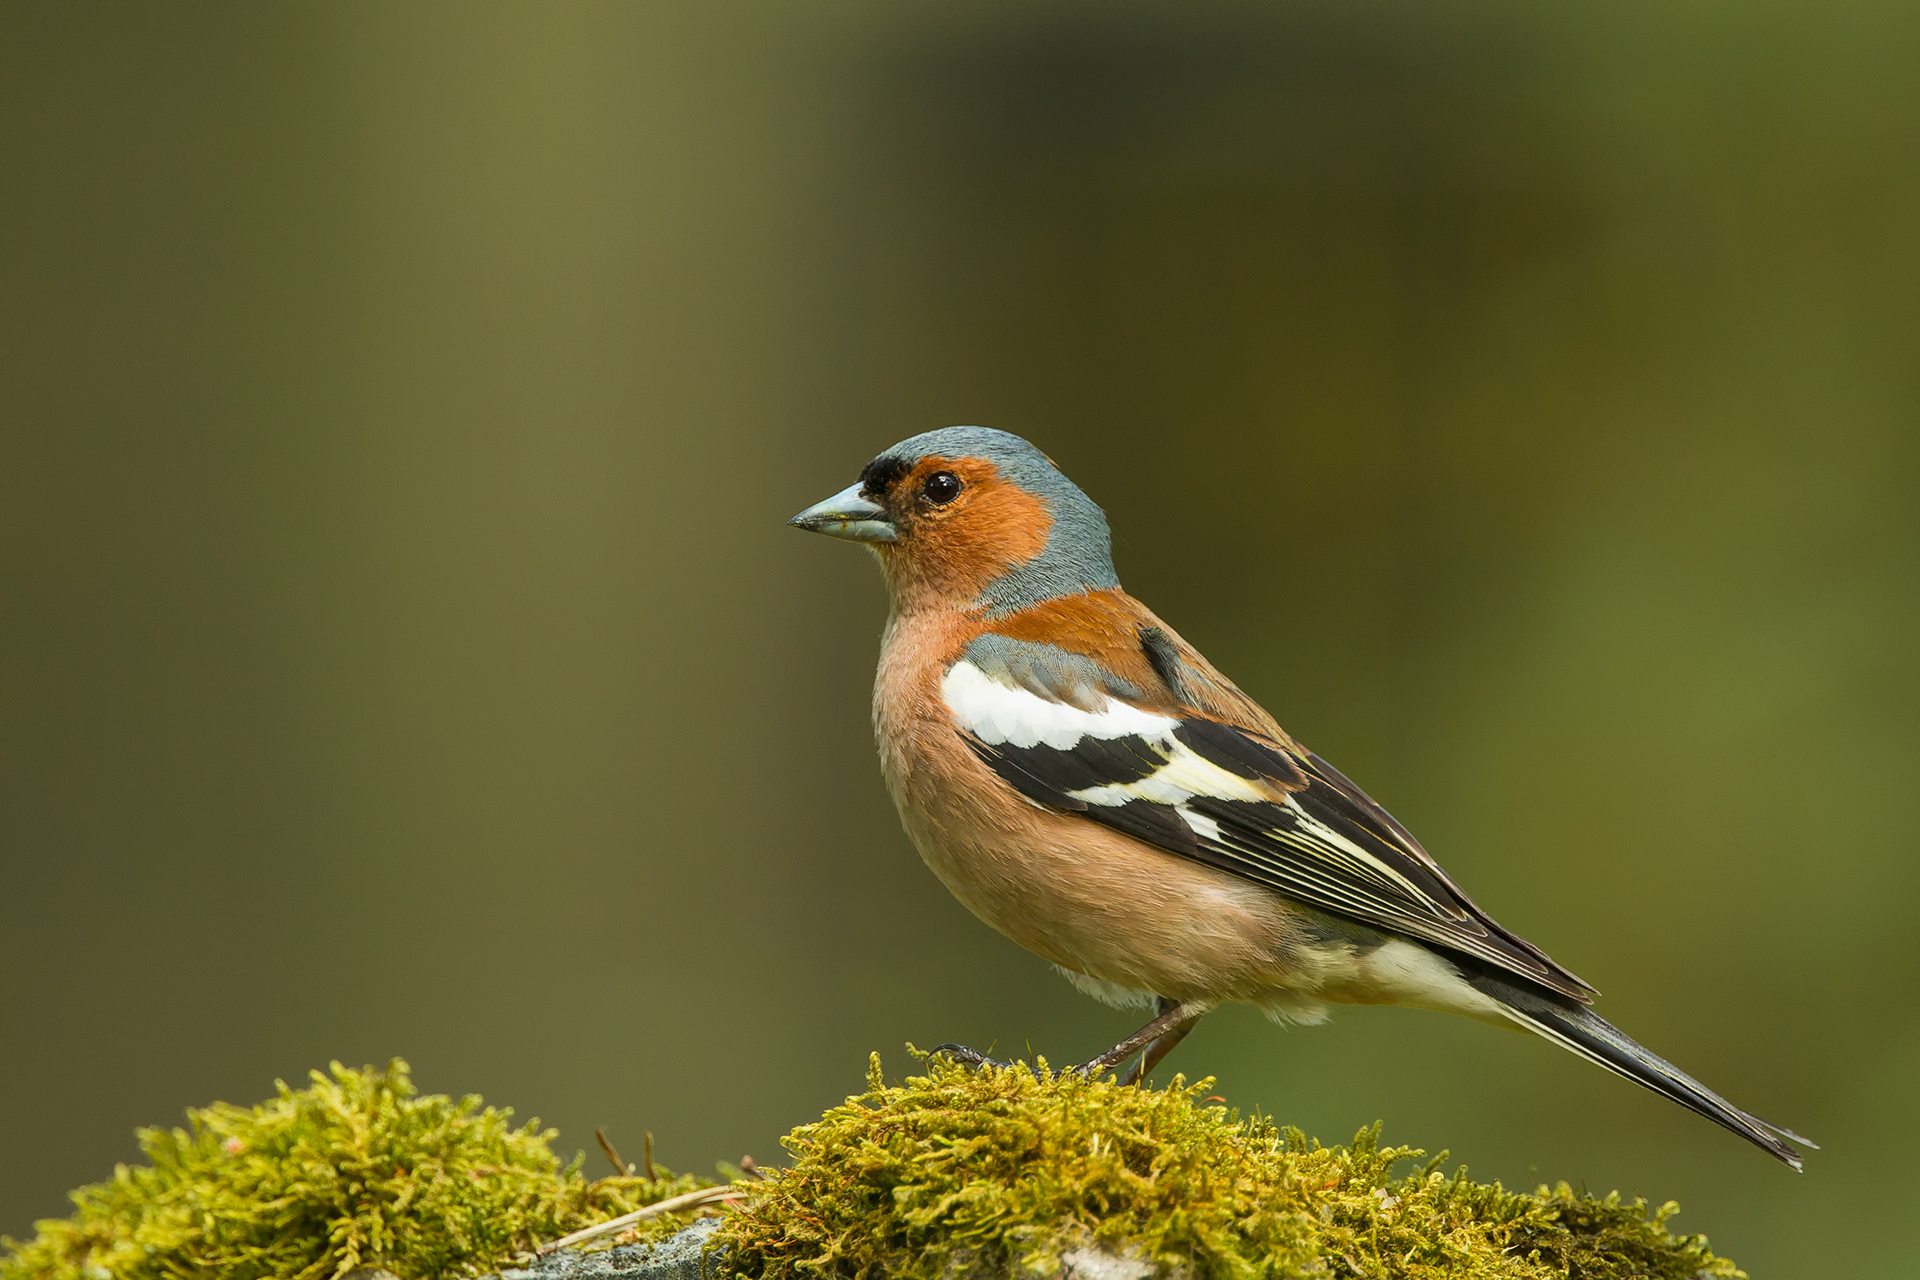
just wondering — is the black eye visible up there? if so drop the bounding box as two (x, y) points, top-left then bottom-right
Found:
(923, 471), (963, 505)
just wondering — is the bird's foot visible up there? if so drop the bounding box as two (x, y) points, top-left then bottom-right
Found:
(922, 1043), (1049, 1080)
(923, 1002), (1205, 1084)
(923, 1042), (1012, 1069)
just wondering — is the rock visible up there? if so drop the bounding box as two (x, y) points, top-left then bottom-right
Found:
(1056, 1246), (1159, 1280)
(496, 1219), (727, 1280)
(497, 1221), (1178, 1280)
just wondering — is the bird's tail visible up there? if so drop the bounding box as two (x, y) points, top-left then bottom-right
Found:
(1462, 967), (1814, 1170)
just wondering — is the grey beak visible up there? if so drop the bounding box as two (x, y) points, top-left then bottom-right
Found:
(788, 482), (898, 543)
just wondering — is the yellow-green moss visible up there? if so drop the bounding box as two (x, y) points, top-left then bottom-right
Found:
(717, 1053), (1743, 1280)
(3, 1055), (1744, 1280)
(0, 1061), (714, 1280)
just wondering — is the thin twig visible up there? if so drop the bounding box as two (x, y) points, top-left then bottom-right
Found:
(739, 1155), (765, 1180)
(595, 1128), (633, 1178)
(643, 1130), (657, 1182)
(535, 1185), (741, 1257)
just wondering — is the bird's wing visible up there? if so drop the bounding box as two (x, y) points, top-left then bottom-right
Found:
(946, 602), (1596, 1002)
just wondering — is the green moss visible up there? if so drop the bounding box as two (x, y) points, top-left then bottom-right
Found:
(717, 1052), (1743, 1280)
(3, 1055), (1744, 1280)
(0, 1061), (714, 1280)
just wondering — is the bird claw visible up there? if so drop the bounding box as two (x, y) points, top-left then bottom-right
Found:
(923, 1043), (1048, 1081)
(923, 1042), (1009, 1069)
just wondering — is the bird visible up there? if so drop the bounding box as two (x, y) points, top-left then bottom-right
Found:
(788, 425), (1811, 1169)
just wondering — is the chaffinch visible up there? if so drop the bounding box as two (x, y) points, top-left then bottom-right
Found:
(790, 425), (1809, 1168)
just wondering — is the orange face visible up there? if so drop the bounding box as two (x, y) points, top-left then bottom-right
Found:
(864, 455), (1054, 609)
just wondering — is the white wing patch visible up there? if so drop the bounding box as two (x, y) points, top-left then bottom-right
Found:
(941, 659), (1174, 748)
(1068, 751), (1268, 807)
(942, 659), (1269, 806)
(1175, 805), (1223, 841)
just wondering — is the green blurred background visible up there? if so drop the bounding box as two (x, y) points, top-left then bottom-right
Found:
(3, 1), (1916, 1272)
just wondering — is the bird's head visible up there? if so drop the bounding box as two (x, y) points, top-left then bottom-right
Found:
(789, 426), (1119, 615)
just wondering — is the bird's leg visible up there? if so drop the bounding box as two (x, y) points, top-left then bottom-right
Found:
(1118, 996), (1201, 1086)
(1074, 999), (1207, 1079)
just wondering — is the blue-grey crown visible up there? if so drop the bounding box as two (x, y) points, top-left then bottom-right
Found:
(871, 426), (1120, 614)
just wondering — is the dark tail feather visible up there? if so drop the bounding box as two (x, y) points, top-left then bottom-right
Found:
(1463, 969), (1813, 1169)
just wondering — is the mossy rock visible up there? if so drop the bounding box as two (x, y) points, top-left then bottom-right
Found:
(1, 1056), (1744, 1280)
(715, 1052), (1740, 1280)
(0, 1062), (714, 1280)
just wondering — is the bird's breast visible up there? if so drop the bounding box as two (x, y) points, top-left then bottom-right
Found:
(869, 609), (1323, 1004)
